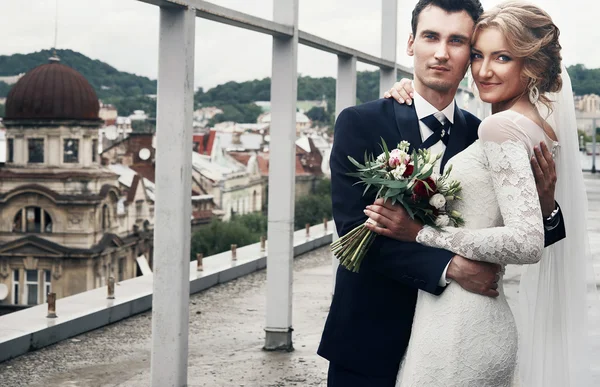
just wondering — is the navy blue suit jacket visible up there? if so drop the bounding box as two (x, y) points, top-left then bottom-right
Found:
(317, 98), (565, 378)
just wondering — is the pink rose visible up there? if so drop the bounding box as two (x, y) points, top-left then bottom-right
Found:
(388, 149), (402, 168)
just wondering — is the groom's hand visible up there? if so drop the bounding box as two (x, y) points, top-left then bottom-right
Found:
(531, 142), (557, 218)
(364, 198), (423, 242)
(447, 255), (501, 298)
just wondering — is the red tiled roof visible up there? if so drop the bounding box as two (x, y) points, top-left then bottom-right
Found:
(193, 129), (217, 156)
(206, 130), (216, 156)
(130, 164), (155, 183)
(126, 174), (140, 204)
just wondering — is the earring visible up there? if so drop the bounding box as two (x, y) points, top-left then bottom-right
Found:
(529, 85), (539, 105)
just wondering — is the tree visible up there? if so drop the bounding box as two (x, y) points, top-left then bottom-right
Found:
(294, 192), (332, 230)
(0, 103), (5, 117)
(131, 120), (156, 133)
(208, 103), (262, 125)
(0, 81), (11, 98)
(306, 106), (328, 123)
(234, 212), (268, 238)
(104, 95), (157, 117)
(0, 49), (157, 100)
(314, 178), (331, 197)
(190, 219), (257, 260)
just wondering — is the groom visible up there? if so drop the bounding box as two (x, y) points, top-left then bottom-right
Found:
(318, 0), (566, 386)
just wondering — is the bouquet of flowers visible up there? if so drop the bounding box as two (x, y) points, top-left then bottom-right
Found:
(331, 139), (464, 272)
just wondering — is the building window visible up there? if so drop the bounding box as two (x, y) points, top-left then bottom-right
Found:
(118, 259), (125, 282)
(7, 138), (14, 163)
(25, 269), (39, 305)
(44, 270), (51, 302)
(28, 139), (44, 163)
(102, 204), (110, 229)
(12, 270), (19, 305)
(92, 139), (98, 162)
(136, 200), (143, 217)
(13, 207), (53, 233)
(63, 139), (79, 163)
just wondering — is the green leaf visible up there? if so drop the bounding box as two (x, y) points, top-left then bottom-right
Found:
(384, 188), (402, 198)
(397, 196), (415, 219)
(380, 137), (390, 160)
(420, 168), (433, 180)
(347, 156), (365, 169)
(384, 180), (409, 189)
(422, 180), (433, 192)
(376, 185), (385, 199)
(412, 150), (419, 173)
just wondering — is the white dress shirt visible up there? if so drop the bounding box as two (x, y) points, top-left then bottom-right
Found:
(412, 91), (455, 287)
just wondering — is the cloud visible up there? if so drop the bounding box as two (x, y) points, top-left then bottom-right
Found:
(0, 0), (596, 91)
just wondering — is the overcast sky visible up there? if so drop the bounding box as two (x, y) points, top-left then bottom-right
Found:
(0, 0), (595, 90)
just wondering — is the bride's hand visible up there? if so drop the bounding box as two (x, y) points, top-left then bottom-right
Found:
(383, 78), (414, 105)
(364, 198), (422, 242)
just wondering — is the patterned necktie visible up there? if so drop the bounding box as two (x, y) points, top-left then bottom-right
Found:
(419, 113), (451, 149)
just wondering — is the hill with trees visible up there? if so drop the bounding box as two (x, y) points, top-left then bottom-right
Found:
(0, 49), (157, 117)
(2, 49), (599, 120)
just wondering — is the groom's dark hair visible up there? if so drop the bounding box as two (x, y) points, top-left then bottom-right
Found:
(411, 0), (484, 35)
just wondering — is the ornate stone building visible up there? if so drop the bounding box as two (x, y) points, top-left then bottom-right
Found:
(0, 57), (153, 311)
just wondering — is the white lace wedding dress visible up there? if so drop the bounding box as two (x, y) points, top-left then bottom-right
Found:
(396, 110), (558, 387)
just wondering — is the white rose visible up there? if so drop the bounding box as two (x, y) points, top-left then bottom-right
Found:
(435, 214), (450, 227)
(429, 193), (446, 209)
(391, 164), (407, 180)
(398, 140), (410, 152)
(399, 151), (409, 164)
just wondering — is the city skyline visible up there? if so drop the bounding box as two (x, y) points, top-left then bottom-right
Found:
(0, 0), (596, 90)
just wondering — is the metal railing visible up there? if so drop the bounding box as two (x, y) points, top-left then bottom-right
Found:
(127, 1), (453, 385)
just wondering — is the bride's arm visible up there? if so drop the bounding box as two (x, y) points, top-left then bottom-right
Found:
(415, 116), (545, 265)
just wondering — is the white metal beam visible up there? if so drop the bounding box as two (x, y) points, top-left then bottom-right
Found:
(299, 31), (411, 77)
(380, 0), (398, 96)
(150, 5), (195, 387)
(139, 0), (294, 37)
(137, 0), (413, 77)
(264, 0), (299, 351)
(331, 55), (357, 294)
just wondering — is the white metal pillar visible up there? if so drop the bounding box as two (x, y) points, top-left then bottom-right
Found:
(379, 0), (398, 96)
(150, 6), (195, 387)
(332, 55), (357, 294)
(264, 0), (299, 351)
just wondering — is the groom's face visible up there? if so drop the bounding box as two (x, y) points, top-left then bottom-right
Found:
(407, 5), (474, 93)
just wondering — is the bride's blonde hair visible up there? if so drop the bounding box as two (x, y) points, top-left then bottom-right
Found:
(473, 1), (562, 109)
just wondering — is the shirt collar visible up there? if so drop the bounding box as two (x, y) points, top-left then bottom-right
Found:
(413, 89), (455, 124)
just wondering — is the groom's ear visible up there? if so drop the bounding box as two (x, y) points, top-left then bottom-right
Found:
(407, 34), (415, 57)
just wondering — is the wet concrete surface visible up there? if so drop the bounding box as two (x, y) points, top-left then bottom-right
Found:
(0, 247), (332, 387)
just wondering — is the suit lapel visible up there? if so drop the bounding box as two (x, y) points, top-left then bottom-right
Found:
(393, 102), (422, 153)
(440, 107), (469, 172)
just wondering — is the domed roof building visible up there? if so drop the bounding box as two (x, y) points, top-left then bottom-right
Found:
(0, 57), (154, 311)
(4, 59), (101, 124)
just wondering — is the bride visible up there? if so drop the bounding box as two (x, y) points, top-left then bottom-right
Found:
(367, 1), (598, 386)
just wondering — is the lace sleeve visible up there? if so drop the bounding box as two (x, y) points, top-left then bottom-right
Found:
(415, 116), (544, 265)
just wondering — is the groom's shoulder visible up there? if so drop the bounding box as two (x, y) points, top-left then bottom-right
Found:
(460, 108), (482, 130)
(349, 98), (397, 117)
